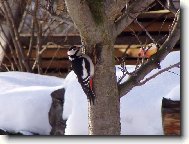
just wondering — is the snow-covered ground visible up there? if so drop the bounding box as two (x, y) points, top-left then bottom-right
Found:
(0, 51), (180, 135)
(0, 72), (64, 135)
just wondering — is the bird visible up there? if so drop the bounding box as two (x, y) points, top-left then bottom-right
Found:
(138, 43), (158, 58)
(67, 45), (95, 104)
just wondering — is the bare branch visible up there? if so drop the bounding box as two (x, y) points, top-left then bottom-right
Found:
(31, 0), (42, 74)
(0, 38), (14, 69)
(113, 0), (155, 38)
(135, 19), (158, 45)
(138, 62), (180, 86)
(118, 10), (180, 97)
(44, 43), (61, 74)
(2, 1), (31, 72)
(1, 1), (23, 70)
(18, 3), (30, 33)
(35, 21), (42, 74)
(0, 23), (20, 70)
(39, 3), (73, 26)
(27, 19), (35, 59)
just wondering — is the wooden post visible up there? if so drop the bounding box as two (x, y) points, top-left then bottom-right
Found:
(162, 97), (180, 135)
(49, 88), (66, 135)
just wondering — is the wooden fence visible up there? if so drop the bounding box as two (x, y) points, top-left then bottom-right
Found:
(2, 10), (180, 76)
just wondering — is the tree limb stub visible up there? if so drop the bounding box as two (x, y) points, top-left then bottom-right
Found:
(105, 0), (131, 22)
(118, 10), (180, 97)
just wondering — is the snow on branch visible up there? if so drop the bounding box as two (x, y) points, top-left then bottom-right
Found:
(118, 10), (180, 98)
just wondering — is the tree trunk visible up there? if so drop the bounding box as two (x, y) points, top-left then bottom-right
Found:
(65, 0), (121, 135)
(88, 43), (120, 135)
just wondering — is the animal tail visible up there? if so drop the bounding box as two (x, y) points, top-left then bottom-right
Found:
(82, 84), (95, 105)
(78, 77), (95, 105)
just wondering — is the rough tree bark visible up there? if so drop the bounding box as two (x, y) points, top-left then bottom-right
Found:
(0, 0), (27, 66)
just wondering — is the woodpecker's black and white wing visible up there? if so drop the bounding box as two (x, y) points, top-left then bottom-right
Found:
(77, 57), (95, 104)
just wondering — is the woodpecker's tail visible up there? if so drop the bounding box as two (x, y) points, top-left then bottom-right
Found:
(83, 86), (95, 105)
(78, 79), (95, 105)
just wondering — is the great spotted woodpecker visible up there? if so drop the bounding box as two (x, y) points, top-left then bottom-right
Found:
(67, 45), (95, 104)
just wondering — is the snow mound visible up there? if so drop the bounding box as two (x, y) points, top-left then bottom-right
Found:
(63, 71), (88, 135)
(0, 72), (64, 135)
(164, 85), (180, 101)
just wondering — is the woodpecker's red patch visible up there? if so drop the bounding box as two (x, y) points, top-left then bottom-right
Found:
(90, 79), (93, 90)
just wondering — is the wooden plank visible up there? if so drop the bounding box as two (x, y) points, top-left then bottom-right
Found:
(6, 44), (180, 61)
(20, 33), (171, 46)
(162, 98), (181, 135)
(20, 34), (82, 46)
(28, 48), (68, 59)
(138, 10), (175, 19)
(2, 58), (70, 69)
(30, 59), (70, 69)
(124, 21), (172, 32)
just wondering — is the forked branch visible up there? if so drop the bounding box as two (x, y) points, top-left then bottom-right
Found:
(118, 10), (180, 97)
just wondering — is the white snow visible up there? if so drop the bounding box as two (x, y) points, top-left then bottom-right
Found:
(63, 71), (89, 135)
(0, 72), (64, 135)
(164, 85), (180, 101)
(0, 51), (180, 135)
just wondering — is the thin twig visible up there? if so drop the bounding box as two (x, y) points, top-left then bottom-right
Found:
(0, 23), (20, 70)
(1, 1), (23, 71)
(44, 43), (62, 74)
(119, 10), (180, 97)
(18, 3), (30, 33)
(135, 19), (157, 45)
(27, 18), (35, 59)
(156, 0), (177, 14)
(138, 62), (180, 86)
(0, 39), (15, 70)
(36, 21), (42, 74)
(31, 0), (42, 74)
(2, 1), (31, 72)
